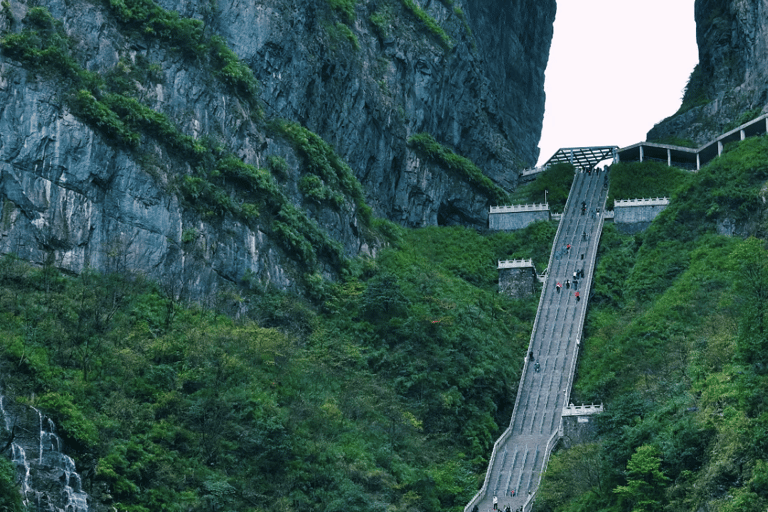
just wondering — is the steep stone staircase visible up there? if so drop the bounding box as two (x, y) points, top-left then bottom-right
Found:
(467, 169), (608, 512)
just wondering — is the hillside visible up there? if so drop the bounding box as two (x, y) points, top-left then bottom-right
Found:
(0, 221), (556, 511)
(537, 135), (768, 512)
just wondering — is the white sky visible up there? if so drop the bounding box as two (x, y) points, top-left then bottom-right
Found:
(536, 0), (699, 166)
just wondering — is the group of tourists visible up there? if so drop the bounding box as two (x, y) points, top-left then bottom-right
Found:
(474, 496), (524, 512)
(556, 267), (583, 297)
(581, 165), (610, 175)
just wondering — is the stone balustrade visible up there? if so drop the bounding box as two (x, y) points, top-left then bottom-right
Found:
(490, 203), (549, 214)
(613, 197), (669, 207)
(562, 403), (604, 416)
(498, 259), (534, 269)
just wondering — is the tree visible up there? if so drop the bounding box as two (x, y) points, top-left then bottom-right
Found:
(613, 444), (670, 512)
(731, 238), (768, 371)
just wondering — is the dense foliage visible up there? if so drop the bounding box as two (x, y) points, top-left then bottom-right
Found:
(606, 161), (692, 208)
(0, 222), (555, 511)
(399, 0), (453, 49)
(407, 133), (509, 204)
(509, 163), (575, 213)
(537, 136), (768, 512)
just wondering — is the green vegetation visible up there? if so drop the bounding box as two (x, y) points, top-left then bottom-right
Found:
(106, 0), (258, 98)
(177, 153), (347, 268)
(0, 457), (23, 512)
(325, 21), (360, 51)
(327, 0), (357, 24)
(369, 4), (395, 39)
(676, 64), (711, 115)
(276, 120), (372, 224)
(71, 90), (142, 147)
(408, 133), (508, 204)
(208, 35), (259, 97)
(436, 0), (474, 42)
(0, 1), (12, 22)
(724, 107), (764, 133)
(108, 0), (205, 55)
(0, 7), (101, 91)
(606, 161), (692, 208)
(509, 163), (575, 213)
(101, 94), (207, 156)
(399, 0), (452, 49)
(2, 7), (375, 276)
(537, 134), (768, 512)
(0, 222), (554, 512)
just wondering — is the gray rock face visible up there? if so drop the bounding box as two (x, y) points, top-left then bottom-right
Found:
(0, 396), (89, 511)
(0, 0), (555, 296)
(648, 0), (768, 144)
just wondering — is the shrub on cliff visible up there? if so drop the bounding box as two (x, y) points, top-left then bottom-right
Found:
(407, 133), (508, 204)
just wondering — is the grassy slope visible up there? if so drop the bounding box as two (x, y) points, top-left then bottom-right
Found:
(0, 221), (555, 512)
(537, 136), (768, 512)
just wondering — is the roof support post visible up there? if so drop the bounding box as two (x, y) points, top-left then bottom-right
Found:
(667, 149), (671, 167)
(741, 129), (746, 141)
(718, 140), (723, 156)
(696, 153), (700, 171)
(639, 145), (644, 162)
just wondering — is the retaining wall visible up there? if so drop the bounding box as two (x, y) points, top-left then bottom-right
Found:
(613, 198), (669, 233)
(489, 204), (550, 231)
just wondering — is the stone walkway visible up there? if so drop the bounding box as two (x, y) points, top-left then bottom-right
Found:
(467, 169), (608, 512)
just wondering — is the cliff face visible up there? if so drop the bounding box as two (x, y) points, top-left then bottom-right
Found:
(648, 0), (768, 144)
(0, 0), (555, 297)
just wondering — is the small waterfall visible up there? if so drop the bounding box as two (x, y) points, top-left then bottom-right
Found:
(0, 396), (90, 511)
(10, 444), (32, 507)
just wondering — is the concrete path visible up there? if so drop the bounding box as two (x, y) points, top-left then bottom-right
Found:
(467, 169), (608, 512)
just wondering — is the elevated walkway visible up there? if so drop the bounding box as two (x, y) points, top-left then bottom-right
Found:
(617, 113), (768, 170)
(467, 169), (609, 512)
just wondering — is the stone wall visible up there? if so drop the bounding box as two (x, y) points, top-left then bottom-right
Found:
(613, 198), (669, 233)
(498, 266), (536, 298)
(489, 205), (550, 230)
(560, 414), (599, 448)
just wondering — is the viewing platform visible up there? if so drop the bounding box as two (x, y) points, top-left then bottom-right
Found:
(617, 113), (768, 170)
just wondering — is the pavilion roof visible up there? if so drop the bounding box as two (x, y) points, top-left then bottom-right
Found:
(542, 146), (618, 169)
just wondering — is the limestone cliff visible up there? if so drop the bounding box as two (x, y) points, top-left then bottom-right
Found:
(648, 0), (768, 144)
(0, 0), (555, 297)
